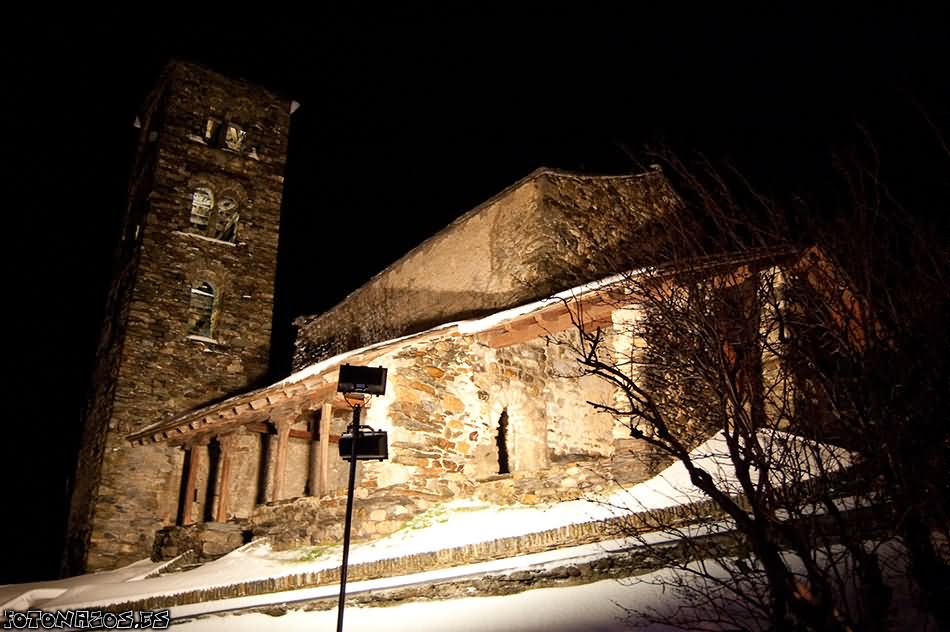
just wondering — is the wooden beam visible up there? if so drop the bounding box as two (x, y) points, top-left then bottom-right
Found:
(128, 378), (347, 445)
(241, 420), (340, 444)
(303, 379), (338, 395)
(485, 323), (548, 347)
(265, 391), (288, 406)
(509, 315), (546, 331)
(536, 304), (569, 322)
(330, 396), (372, 411)
(493, 301), (617, 347)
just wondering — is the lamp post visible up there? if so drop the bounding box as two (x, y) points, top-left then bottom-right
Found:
(335, 364), (388, 632)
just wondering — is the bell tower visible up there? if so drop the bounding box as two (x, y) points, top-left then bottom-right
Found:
(66, 61), (292, 574)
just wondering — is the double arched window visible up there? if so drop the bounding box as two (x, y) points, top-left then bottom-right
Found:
(203, 117), (247, 153)
(187, 281), (218, 339)
(189, 187), (240, 242)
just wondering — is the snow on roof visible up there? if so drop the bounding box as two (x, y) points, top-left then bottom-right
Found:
(131, 264), (641, 442)
(280, 267), (642, 386)
(281, 244), (803, 388)
(131, 244), (806, 443)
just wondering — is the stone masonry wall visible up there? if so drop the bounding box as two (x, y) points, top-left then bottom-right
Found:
(292, 178), (540, 366)
(292, 169), (681, 368)
(68, 61), (290, 574)
(65, 69), (171, 578)
(531, 171), (681, 293)
(250, 328), (670, 550)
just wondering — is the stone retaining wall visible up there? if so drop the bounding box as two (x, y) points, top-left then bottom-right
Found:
(106, 496), (734, 614)
(153, 522), (250, 562)
(245, 440), (672, 552)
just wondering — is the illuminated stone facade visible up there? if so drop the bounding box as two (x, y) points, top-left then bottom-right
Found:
(292, 168), (680, 367)
(85, 63), (687, 570)
(67, 61), (291, 574)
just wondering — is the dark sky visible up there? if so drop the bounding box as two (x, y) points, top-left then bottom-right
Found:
(5, 7), (949, 582)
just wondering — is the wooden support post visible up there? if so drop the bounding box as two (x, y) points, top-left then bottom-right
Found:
(320, 402), (332, 496)
(307, 412), (320, 497)
(272, 417), (293, 502)
(265, 429), (279, 503)
(214, 433), (238, 522)
(180, 443), (201, 525)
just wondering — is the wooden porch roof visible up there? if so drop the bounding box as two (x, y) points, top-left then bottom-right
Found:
(126, 284), (624, 446)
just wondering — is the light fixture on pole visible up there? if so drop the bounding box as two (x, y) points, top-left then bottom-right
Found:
(335, 364), (388, 632)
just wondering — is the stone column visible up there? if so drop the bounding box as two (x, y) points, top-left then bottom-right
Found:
(320, 402), (332, 495)
(308, 402), (333, 497)
(759, 266), (792, 429)
(270, 416), (294, 502)
(213, 433), (239, 522)
(307, 411), (319, 497)
(179, 442), (202, 526)
(610, 305), (648, 438)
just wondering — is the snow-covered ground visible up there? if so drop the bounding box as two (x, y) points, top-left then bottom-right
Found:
(178, 575), (667, 632)
(0, 430), (852, 625)
(174, 539), (939, 632)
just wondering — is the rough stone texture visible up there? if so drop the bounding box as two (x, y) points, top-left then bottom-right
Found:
(221, 431), (263, 520)
(241, 327), (673, 552)
(249, 489), (431, 550)
(66, 61), (290, 574)
(292, 169), (681, 368)
(153, 522), (250, 563)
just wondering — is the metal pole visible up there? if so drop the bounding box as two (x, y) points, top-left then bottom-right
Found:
(336, 405), (361, 632)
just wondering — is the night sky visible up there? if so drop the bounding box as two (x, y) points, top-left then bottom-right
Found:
(5, 7), (948, 583)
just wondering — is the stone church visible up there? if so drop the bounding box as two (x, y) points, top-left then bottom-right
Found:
(69, 61), (823, 573)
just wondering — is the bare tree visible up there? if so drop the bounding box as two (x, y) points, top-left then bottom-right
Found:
(557, 145), (949, 630)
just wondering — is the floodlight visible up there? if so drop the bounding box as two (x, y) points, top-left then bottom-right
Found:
(339, 429), (389, 461)
(337, 364), (388, 395)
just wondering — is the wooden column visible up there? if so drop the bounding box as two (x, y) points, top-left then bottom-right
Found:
(180, 443), (202, 526)
(265, 429), (279, 503)
(213, 433), (238, 522)
(307, 411), (320, 497)
(319, 402), (332, 495)
(271, 417), (293, 502)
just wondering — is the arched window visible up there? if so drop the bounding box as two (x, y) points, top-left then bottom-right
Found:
(187, 183), (243, 243)
(187, 281), (217, 339)
(223, 123), (246, 152)
(213, 196), (239, 242)
(204, 117), (222, 144)
(201, 117), (247, 153)
(496, 409), (510, 475)
(190, 188), (214, 231)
